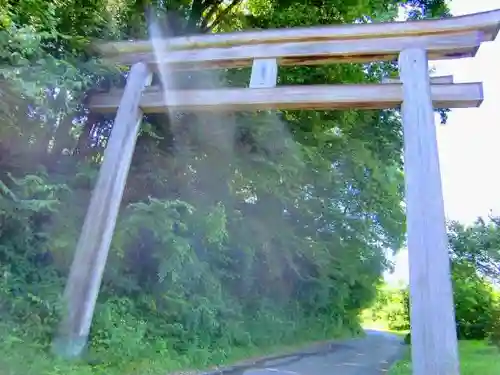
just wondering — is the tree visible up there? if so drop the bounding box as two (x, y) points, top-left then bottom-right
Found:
(367, 218), (500, 342)
(448, 218), (500, 282)
(0, 0), (452, 370)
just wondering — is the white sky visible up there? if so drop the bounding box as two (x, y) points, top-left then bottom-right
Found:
(386, 0), (500, 285)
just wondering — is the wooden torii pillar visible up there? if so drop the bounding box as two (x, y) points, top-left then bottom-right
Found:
(57, 9), (500, 375)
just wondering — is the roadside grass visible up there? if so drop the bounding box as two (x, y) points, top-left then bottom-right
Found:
(388, 340), (500, 375)
(0, 340), (313, 375)
(0, 324), (360, 375)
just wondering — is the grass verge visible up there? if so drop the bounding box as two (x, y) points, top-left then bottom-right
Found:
(0, 327), (359, 375)
(388, 340), (500, 375)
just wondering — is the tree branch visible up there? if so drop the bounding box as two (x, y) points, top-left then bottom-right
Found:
(202, 0), (243, 32)
(200, 0), (225, 31)
(186, 0), (207, 33)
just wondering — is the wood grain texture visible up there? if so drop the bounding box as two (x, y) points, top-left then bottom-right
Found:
(100, 31), (484, 69)
(249, 59), (278, 88)
(92, 9), (500, 55)
(382, 75), (453, 84)
(399, 48), (460, 375)
(56, 63), (152, 358)
(88, 83), (483, 113)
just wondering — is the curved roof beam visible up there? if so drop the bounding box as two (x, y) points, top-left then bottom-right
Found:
(100, 31), (483, 69)
(93, 9), (500, 55)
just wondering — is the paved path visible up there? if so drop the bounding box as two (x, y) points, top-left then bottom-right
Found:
(205, 330), (405, 375)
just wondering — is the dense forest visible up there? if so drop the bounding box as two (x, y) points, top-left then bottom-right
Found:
(0, 0), (484, 374)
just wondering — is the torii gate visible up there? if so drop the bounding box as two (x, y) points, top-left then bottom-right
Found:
(57, 9), (500, 375)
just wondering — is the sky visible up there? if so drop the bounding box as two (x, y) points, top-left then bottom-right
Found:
(385, 0), (500, 285)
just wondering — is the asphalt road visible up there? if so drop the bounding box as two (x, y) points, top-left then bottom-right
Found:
(204, 330), (405, 375)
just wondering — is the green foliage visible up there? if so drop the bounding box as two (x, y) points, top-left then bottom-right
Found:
(0, 171), (68, 344)
(0, 0), (453, 373)
(448, 218), (500, 342)
(368, 218), (500, 342)
(368, 270), (497, 341)
(448, 218), (500, 282)
(362, 285), (410, 331)
(487, 293), (500, 348)
(452, 262), (498, 340)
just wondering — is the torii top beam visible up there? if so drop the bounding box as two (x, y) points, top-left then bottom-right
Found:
(92, 10), (500, 70)
(94, 9), (500, 54)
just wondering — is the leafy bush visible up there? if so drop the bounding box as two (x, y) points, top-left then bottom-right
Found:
(486, 292), (500, 348)
(362, 285), (410, 331)
(448, 218), (500, 340)
(0, 172), (68, 344)
(452, 262), (498, 340)
(386, 288), (410, 331)
(372, 269), (497, 340)
(368, 218), (500, 341)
